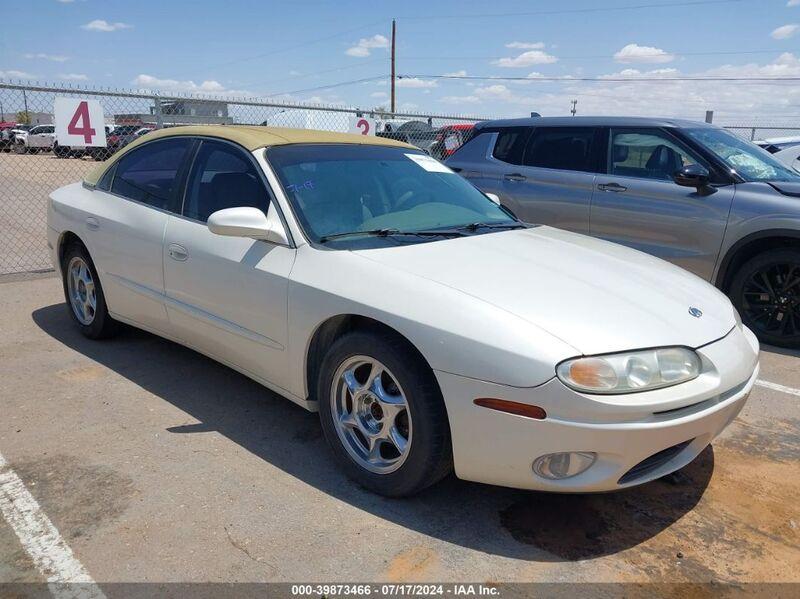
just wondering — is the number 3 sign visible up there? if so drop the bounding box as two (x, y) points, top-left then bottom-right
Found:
(54, 98), (107, 147)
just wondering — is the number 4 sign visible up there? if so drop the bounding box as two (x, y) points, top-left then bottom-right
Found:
(54, 98), (107, 147)
(348, 116), (375, 136)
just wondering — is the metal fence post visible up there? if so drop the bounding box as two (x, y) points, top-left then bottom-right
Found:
(153, 95), (164, 129)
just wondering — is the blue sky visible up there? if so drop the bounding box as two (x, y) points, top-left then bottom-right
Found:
(3, 0), (800, 121)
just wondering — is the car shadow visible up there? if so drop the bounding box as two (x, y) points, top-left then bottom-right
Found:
(32, 304), (714, 562)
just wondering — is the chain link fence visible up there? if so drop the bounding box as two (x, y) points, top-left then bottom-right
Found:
(0, 81), (485, 275)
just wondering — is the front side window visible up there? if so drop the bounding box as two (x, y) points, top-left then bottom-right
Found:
(610, 128), (704, 181)
(183, 140), (269, 223)
(685, 127), (800, 182)
(268, 144), (517, 246)
(110, 137), (192, 211)
(523, 127), (598, 172)
(492, 127), (529, 165)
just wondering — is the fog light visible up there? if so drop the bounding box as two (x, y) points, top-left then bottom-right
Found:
(532, 452), (596, 480)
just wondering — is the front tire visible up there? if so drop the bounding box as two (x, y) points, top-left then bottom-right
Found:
(61, 243), (119, 339)
(730, 248), (800, 348)
(318, 330), (452, 497)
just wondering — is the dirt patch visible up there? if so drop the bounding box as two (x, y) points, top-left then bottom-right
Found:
(10, 454), (136, 543)
(56, 364), (107, 383)
(715, 417), (800, 463)
(385, 545), (438, 582)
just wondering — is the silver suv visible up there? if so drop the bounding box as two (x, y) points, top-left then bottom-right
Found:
(447, 116), (800, 348)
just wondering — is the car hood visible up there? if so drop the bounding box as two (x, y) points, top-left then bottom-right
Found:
(351, 226), (736, 356)
(767, 180), (800, 197)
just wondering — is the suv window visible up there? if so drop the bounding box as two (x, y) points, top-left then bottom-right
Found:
(523, 127), (598, 172)
(491, 127), (530, 165)
(110, 138), (192, 211)
(183, 139), (268, 223)
(610, 128), (705, 181)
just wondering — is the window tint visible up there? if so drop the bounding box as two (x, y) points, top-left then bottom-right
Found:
(183, 140), (268, 223)
(492, 127), (529, 165)
(110, 138), (192, 211)
(610, 128), (704, 181)
(523, 127), (597, 172)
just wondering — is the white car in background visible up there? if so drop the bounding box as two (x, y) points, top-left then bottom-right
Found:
(14, 124), (55, 153)
(773, 144), (800, 174)
(47, 125), (759, 497)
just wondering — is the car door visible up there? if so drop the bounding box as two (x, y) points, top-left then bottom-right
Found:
(86, 137), (194, 332)
(589, 127), (735, 281)
(498, 127), (603, 233)
(28, 125), (52, 148)
(163, 138), (295, 389)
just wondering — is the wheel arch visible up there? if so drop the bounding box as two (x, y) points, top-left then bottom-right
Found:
(716, 229), (800, 292)
(56, 230), (88, 269)
(304, 314), (439, 405)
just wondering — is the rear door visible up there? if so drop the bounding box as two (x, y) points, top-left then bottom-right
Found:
(87, 137), (194, 332)
(589, 127), (734, 281)
(499, 126), (603, 233)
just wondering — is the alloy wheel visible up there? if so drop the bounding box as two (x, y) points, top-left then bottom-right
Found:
(741, 263), (800, 338)
(66, 256), (97, 325)
(330, 356), (412, 474)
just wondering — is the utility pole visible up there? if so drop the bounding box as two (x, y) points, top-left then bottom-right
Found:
(390, 19), (396, 114)
(570, 99), (577, 116)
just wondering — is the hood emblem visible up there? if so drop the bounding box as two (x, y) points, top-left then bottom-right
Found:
(688, 307), (703, 318)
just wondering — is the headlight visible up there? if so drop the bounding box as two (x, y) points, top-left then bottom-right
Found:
(556, 347), (701, 394)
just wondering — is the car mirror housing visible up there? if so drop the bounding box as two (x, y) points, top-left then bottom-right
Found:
(207, 207), (289, 245)
(674, 164), (710, 189)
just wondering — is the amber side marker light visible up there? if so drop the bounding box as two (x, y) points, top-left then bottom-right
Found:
(473, 398), (546, 420)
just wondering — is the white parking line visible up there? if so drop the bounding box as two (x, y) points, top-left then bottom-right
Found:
(756, 379), (800, 397)
(0, 451), (105, 599)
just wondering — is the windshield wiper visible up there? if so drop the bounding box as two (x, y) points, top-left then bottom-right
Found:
(456, 221), (527, 232)
(319, 228), (466, 243)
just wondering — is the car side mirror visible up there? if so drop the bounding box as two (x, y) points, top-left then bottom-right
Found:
(207, 207), (289, 245)
(674, 164), (710, 189)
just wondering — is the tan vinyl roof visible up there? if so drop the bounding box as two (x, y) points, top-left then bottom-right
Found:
(84, 125), (415, 186)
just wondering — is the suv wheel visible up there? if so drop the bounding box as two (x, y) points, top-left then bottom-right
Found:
(318, 330), (452, 496)
(730, 248), (800, 348)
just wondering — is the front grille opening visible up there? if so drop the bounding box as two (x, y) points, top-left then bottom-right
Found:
(618, 439), (694, 485)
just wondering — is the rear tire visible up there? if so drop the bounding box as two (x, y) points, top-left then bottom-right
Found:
(729, 248), (800, 348)
(318, 330), (452, 497)
(61, 242), (119, 339)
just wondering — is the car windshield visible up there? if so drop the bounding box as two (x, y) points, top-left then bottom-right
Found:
(686, 128), (800, 182)
(267, 144), (518, 246)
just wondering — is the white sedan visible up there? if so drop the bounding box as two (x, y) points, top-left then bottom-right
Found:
(47, 125), (759, 496)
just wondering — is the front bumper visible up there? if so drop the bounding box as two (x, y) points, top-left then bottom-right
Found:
(435, 325), (759, 492)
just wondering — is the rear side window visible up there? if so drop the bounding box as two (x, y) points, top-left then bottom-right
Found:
(111, 138), (192, 212)
(523, 127), (598, 172)
(492, 127), (530, 165)
(183, 140), (268, 223)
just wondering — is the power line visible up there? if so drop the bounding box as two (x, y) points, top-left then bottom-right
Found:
(401, 49), (800, 61)
(240, 58), (386, 90)
(402, 74), (800, 83)
(396, 0), (746, 20)
(265, 75), (386, 98)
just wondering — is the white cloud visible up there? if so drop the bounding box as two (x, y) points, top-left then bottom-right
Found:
(57, 0), (76, 3)
(81, 19), (132, 32)
(493, 50), (558, 68)
(345, 34), (389, 57)
(771, 24), (799, 39)
(59, 73), (88, 81)
(789, 1), (800, 7)
(0, 70), (36, 79)
(396, 77), (438, 88)
(443, 70), (467, 77)
(440, 95), (481, 104)
(613, 43), (675, 64)
(370, 91), (387, 98)
(24, 53), (69, 62)
(505, 41), (545, 50)
(132, 74), (242, 95)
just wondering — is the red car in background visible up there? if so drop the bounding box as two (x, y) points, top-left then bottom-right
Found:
(431, 123), (474, 160)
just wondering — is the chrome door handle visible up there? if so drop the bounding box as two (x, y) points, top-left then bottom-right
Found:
(86, 217), (99, 230)
(503, 172), (527, 182)
(598, 182), (627, 192)
(168, 243), (188, 261)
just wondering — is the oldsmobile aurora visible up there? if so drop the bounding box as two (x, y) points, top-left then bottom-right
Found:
(47, 126), (760, 496)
